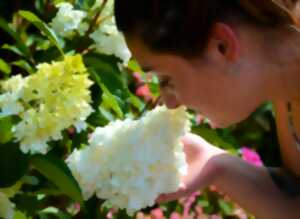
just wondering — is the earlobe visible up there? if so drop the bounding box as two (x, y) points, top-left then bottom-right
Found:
(212, 22), (240, 62)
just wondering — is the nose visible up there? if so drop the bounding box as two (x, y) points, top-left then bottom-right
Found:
(160, 87), (180, 109)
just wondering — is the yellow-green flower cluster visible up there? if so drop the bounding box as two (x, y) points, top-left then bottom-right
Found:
(0, 55), (94, 154)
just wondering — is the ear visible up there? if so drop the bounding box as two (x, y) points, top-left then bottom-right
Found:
(207, 22), (240, 62)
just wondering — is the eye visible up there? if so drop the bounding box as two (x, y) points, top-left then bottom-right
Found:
(142, 66), (154, 73)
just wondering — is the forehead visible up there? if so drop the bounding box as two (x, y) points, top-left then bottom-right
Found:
(126, 36), (156, 67)
(125, 35), (186, 73)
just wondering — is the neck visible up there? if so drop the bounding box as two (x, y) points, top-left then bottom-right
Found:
(263, 26), (300, 102)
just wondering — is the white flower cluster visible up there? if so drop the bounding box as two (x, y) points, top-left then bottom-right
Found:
(89, 0), (132, 64)
(50, 3), (87, 37)
(0, 192), (14, 219)
(0, 55), (93, 154)
(67, 106), (190, 215)
(50, 0), (131, 64)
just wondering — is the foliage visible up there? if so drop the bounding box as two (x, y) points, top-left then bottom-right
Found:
(0, 0), (280, 218)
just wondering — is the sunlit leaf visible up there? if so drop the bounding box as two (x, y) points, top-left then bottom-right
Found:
(30, 154), (85, 208)
(38, 207), (72, 219)
(0, 58), (11, 75)
(192, 126), (236, 152)
(0, 16), (31, 58)
(90, 68), (124, 119)
(18, 10), (64, 56)
(2, 44), (25, 57)
(12, 60), (35, 74)
(127, 59), (143, 73)
(84, 54), (127, 96)
(0, 117), (14, 144)
(13, 211), (29, 219)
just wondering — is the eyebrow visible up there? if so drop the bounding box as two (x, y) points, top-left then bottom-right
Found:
(142, 66), (154, 73)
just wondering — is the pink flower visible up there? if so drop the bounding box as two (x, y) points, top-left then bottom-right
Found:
(146, 73), (154, 82)
(106, 208), (118, 219)
(150, 208), (164, 219)
(133, 72), (144, 84)
(170, 212), (182, 219)
(233, 208), (248, 219)
(210, 215), (222, 219)
(106, 210), (114, 219)
(241, 147), (263, 167)
(136, 84), (154, 102)
(194, 206), (207, 219)
(195, 114), (204, 125)
(74, 203), (80, 211)
(136, 212), (148, 219)
(181, 191), (201, 218)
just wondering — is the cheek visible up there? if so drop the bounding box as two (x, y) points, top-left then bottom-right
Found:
(172, 70), (201, 105)
(175, 73), (258, 126)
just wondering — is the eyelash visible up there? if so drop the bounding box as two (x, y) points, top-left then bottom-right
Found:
(159, 77), (173, 88)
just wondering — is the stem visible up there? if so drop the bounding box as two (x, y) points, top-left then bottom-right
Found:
(86, 0), (108, 37)
(76, 0), (109, 53)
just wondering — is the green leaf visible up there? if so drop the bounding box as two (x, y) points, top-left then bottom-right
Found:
(75, 0), (96, 9)
(18, 10), (64, 56)
(0, 143), (29, 188)
(0, 117), (14, 144)
(0, 181), (22, 198)
(127, 59), (143, 72)
(84, 54), (128, 97)
(218, 199), (234, 215)
(53, 0), (66, 5)
(39, 207), (72, 219)
(102, 91), (124, 119)
(89, 69), (124, 119)
(0, 17), (31, 58)
(0, 58), (11, 75)
(192, 126), (235, 152)
(30, 154), (85, 208)
(129, 93), (145, 112)
(12, 60), (35, 75)
(2, 44), (25, 57)
(13, 211), (29, 219)
(34, 0), (46, 15)
(12, 194), (43, 216)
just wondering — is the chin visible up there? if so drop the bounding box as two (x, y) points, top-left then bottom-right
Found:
(210, 118), (237, 129)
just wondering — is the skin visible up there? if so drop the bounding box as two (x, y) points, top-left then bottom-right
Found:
(126, 20), (300, 219)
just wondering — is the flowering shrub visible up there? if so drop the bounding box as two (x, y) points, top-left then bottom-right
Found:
(0, 0), (280, 219)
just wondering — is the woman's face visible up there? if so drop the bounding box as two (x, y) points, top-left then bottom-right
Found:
(127, 29), (268, 128)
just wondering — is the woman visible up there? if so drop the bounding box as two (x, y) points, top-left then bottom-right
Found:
(115, 1), (300, 218)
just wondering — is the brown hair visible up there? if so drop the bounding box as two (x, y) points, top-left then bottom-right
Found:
(115, 0), (300, 57)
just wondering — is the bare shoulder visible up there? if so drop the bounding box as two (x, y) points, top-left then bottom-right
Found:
(274, 101), (300, 177)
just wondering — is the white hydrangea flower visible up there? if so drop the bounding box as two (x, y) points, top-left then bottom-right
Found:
(50, 3), (87, 37)
(0, 192), (14, 219)
(67, 105), (190, 215)
(90, 11), (132, 65)
(0, 75), (25, 117)
(0, 55), (94, 154)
